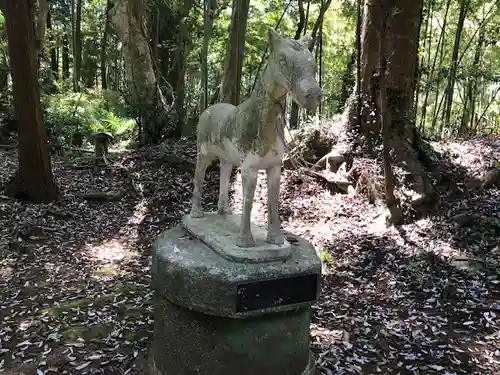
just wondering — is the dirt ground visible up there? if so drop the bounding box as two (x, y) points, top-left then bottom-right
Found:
(0, 135), (499, 374)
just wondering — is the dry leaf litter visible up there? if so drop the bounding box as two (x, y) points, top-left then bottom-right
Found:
(0, 136), (499, 374)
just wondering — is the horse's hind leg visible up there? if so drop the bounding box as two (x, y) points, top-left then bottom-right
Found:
(236, 167), (258, 247)
(190, 152), (214, 218)
(217, 160), (233, 215)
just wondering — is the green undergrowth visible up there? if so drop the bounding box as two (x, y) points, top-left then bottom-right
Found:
(42, 89), (137, 146)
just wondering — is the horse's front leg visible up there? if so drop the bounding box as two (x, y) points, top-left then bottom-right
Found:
(236, 167), (258, 247)
(266, 165), (285, 245)
(217, 160), (233, 215)
(190, 152), (213, 218)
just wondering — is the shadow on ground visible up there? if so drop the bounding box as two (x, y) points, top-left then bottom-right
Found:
(313, 232), (499, 375)
(1, 135), (498, 374)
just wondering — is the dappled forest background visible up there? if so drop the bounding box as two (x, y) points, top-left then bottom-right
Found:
(2, 0), (500, 147)
(0, 0), (499, 374)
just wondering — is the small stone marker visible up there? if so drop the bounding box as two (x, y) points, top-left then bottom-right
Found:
(93, 131), (113, 165)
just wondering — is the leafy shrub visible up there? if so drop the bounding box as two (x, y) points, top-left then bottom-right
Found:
(42, 90), (136, 146)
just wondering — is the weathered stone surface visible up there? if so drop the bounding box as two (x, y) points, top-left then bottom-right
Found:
(152, 225), (321, 319)
(182, 212), (292, 263)
(149, 297), (316, 375)
(189, 29), (323, 248)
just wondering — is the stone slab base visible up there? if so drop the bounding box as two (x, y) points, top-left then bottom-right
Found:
(182, 212), (292, 263)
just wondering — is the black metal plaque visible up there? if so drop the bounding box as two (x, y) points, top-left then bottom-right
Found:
(235, 274), (319, 313)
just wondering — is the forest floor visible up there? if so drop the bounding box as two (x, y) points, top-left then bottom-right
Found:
(0, 135), (499, 374)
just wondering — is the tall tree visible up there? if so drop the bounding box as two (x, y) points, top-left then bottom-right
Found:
(4, 0), (58, 202)
(35, 0), (49, 64)
(110, 0), (173, 144)
(460, 27), (485, 134)
(341, 0), (435, 211)
(74, 0), (83, 91)
(441, 0), (469, 134)
(170, 0), (195, 136)
(62, 33), (70, 79)
(100, 0), (112, 90)
(378, 1), (402, 224)
(201, 0), (217, 112)
(289, 0), (306, 129)
(220, 0), (251, 105)
(47, 8), (59, 81)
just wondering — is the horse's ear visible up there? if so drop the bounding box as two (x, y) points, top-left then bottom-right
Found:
(268, 28), (282, 50)
(301, 34), (313, 49)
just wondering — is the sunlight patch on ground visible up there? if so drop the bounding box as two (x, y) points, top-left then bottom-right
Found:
(0, 265), (13, 279)
(310, 324), (348, 345)
(83, 238), (136, 264)
(126, 199), (149, 225)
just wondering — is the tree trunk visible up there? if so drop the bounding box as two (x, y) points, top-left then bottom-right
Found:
(412, 0), (432, 118)
(460, 28), (484, 134)
(100, 0), (112, 90)
(441, 0), (469, 134)
(340, 0), (435, 210)
(83, 39), (97, 88)
(310, 0), (332, 51)
(4, 0), (58, 202)
(220, 0), (251, 105)
(200, 0), (217, 112)
(62, 33), (70, 79)
(419, 0), (451, 133)
(378, 2), (402, 224)
(35, 0), (49, 65)
(289, 0), (306, 129)
(110, 0), (173, 144)
(47, 9), (59, 81)
(170, 0), (195, 137)
(74, 0), (83, 91)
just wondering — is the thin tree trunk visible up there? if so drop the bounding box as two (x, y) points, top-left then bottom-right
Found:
(35, 0), (50, 66)
(303, 0), (311, 34)
(74, 0), (83, 92)
(4, 0), (58, 202)
(62, 33), (70, 79)
(170, 0), (195, 136)
(378, 3), (401, 224)
(289, 0), (306, 129)
(201, 0), (217, 112)
(441, 0), (470, 134)
(318, 8), (324, 117)
(310, 0), (332, 51)
(150, 8), (159, 66)
(47, 9), (59, 81)
(100, 0), (112, 90)
(220, 0), (251, 105)
(413, 0), (433, 118)
(460, 28), (484, 134)
(420, 0), (451, 133)
(429, 6), (452, 134)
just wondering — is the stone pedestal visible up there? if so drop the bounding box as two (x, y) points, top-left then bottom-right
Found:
(149, 213), (322, 375)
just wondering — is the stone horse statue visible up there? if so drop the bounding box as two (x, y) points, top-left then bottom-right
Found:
(190, 28), (323, 248)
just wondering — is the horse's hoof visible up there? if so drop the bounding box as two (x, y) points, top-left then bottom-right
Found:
(266, 232), (285, 245)
(217, 207), (233, 215)
(236, 234), (256, 248)
(190, 207), (204, 218)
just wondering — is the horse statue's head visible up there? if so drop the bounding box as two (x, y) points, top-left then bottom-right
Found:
(266, 28), (323, 112)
